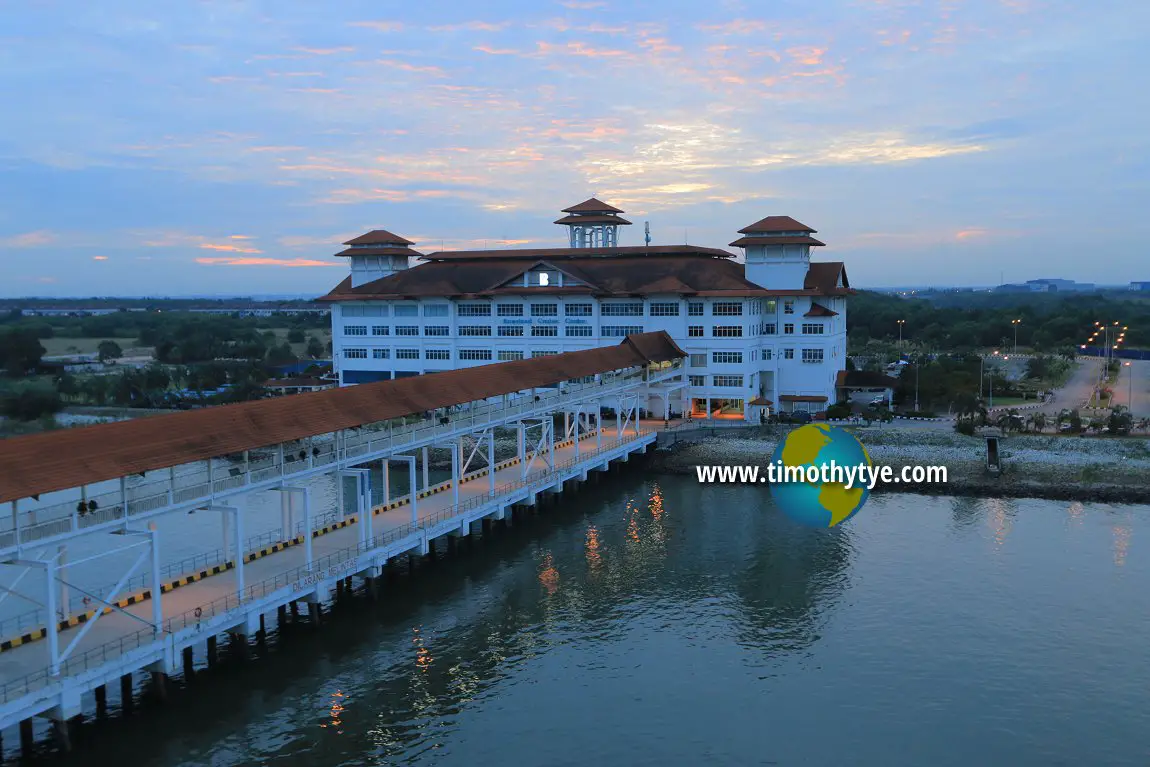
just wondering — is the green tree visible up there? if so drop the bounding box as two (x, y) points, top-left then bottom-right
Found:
(0, 329), (46, 376)
(286, 328), (306, 343)
(306, 335), (325, 359)
(97, 340), (123, 362)
(266, 342), (297, 366)
(0, 384), (62, 421)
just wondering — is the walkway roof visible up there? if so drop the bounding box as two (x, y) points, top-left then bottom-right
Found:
(0, 333), (685, 504)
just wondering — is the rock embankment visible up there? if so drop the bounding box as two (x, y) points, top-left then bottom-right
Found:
(646, 428), (1150, 504)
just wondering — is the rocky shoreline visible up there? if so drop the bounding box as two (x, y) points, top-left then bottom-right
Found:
(646, 428), (1150, 505)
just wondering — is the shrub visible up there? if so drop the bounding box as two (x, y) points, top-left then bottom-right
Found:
(825, 403), (852, 420)
(954, 419), (976, 436)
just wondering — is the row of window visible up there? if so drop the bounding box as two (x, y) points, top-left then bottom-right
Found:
(344, 348), (561, 361)
(756, 322), (825, 335)
(688, 348), (826, 365)
(346, 323), (823, 338)
(344, 299), (817, 320)
(686, 375), (746, 388)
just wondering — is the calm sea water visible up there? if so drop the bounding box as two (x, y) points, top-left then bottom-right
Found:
(48, 475), (1150, 766)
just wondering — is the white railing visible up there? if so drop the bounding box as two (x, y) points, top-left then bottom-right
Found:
(0, 429), (653, 705)
(0, 371), (648, 553)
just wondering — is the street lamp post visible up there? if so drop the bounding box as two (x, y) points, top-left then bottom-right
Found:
(897, 319), (905, 351)
(1011, 319), (1021, 354)
(1125, 361), (1133, 409)
(915, 357), (920, 412)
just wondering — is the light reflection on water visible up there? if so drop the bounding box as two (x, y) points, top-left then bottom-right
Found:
(44, 478), (1150, 767)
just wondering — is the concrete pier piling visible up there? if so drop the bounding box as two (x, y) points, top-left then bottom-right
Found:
(95, 684), (108, 717)
(120, 673), (133, 713)
(207, 635), (218, 667)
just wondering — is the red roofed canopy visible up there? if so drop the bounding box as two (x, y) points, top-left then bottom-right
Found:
(737, 216), (817, 235)
(343, 229), (414, 246)
(562, 198), (624, 214)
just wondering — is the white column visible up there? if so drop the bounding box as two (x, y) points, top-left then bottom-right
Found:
(421, 446), (429, 491)
(361, 472), (374, 545)
(383, 460), (391, 504)
(281, 490), (291, 540)
(451, 439), (461, 508)
(548, 420), (555, 468)
(232, 508), (244, 598)
(337, 465), (346, 521)
(409, 461), (418, 525)
(518, 422), (527, 479)
(46, 555), (59, 675)
(149, 525), (163, 635)
(596, 405), (603, 449)
(302, 488), (313, 569)
(57, 544), (69, 622)
(222, 507), (231, 562)
(488, 432), (496, 496)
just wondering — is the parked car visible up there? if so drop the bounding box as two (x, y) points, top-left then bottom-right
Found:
(776, 410), (812, 425)
(869, 396), (889, 406)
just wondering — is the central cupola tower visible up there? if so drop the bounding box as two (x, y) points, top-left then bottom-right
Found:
(730, 215), (825, 289)
(555, 198), (631, 248)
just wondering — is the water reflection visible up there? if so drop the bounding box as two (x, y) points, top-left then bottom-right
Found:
(44, 477), (1150, 767)
(1112, 524), (1132, 567)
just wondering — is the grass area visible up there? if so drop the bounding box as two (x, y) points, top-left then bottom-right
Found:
(258, 327), (333, 358)
(39, 336), (152, 358)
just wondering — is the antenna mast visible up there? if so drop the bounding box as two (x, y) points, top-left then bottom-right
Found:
(644, 221), (651, 246)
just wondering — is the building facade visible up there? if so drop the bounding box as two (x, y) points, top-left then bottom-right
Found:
(319, 199), (852, 420)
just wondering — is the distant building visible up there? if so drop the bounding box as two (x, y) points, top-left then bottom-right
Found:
(995, 278), (1095, 293)
(1130, 281), (1150, 291)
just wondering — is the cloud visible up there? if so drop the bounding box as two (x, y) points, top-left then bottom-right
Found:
(427, 21), (510, 32)
(474, 45), (521, 55)
(696, 19), (768, 34)
(373, 59), (448, 76)
(558, 1), (607, 8)
(92, 255), (109, 261)
(292, 46), (356, 55)
(1, 230), (57, 247)
(195, 256), (341, 267)
(348, 21), (404, 32)
(198, 243), (264, 254)
(955, 228), (991, 240)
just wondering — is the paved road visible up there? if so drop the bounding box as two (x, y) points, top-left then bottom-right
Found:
(1114, 359), (1150, 416)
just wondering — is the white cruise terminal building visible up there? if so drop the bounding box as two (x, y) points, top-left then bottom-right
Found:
(320, 199), (853, 420)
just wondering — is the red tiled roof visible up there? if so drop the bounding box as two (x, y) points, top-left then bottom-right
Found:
(333, 246), (424, 258)
(737, 216), (816, 235)
(0, 333), (685, 504)
(419, 245), (734, 261)
(779, 395), (828, 402)
(320, 258), (852, 301)
(749, 396), (773, 406)
(343, 230), (414, 246)
(319, 254), (765, 301)
(553, 214), (633, 225)
(728, 235), (825, 248)
(804, 302), (838, 317)
(804, 262), (850, 293)
(562, 198), (624, 213)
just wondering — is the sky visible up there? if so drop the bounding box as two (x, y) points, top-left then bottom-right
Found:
(1, 0), (1148, 297)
